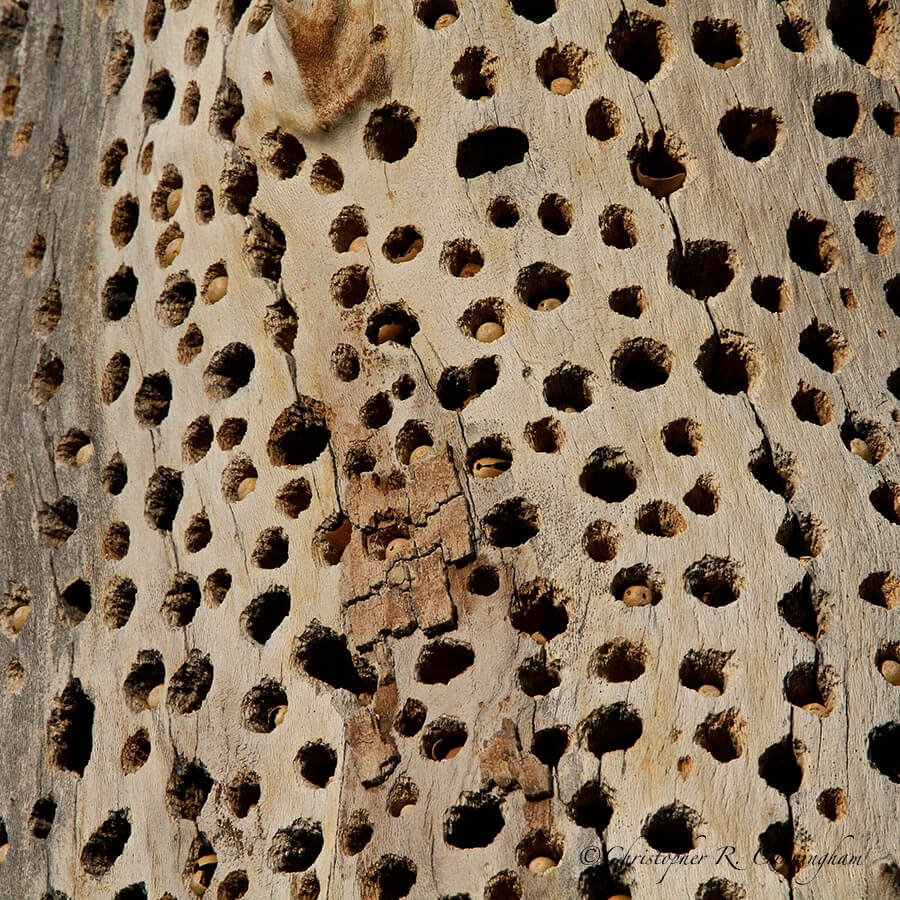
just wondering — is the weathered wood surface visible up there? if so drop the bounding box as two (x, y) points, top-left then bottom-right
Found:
(1, 0), (899, 898)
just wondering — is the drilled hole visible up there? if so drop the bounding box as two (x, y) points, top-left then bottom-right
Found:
(225, 771), (260, 818)
(217, 417), (246, 450)
(516, 261), (570, 310)
(238, 587), (289, 646)
(436, 357), (499, 410)
(532, 726), (568, 767)
(452, 46), (497, 99)
(630, 129), (688, 197)
(784, 660), (837, 716)
(365, 304), (420, 346)
(488, 195), (519, 227)
(684, 556), (743, 607)
(204, 569), (231, 608)
(123, 650), (165, 712)
(579, 703), (642, 758)
(261, 127), (305, 178)
(161, 572), (201, 627)
(99, 139), (128, 187)
(662, 418), (702, 456)
(443, 791), (503, 848)
(583, 519), (618, 562)
(310, 154), (343, 193)
(871, 481), (900, 525)
(788, 211), (841, 274)
(778, 14), (817, 52)
(241, 678), (288, 733)
(267, 397), (330, 466)
(143, 69), (174, 122)
(855, 210), (896, 256)
(607, 10), (672, 81)
(612, 338), (671, 390)
(181, 80), (200, 124)
(608, 285), (646, 318)
(868, 722), (900, 783)
(719, 107), (781, 161)
(47, 679), (94, 776)
(110, 194), (139, 248)
(209, 77), (242, 139)
(295, 742), (337, 787)
(120, 728), (150, 775)
(155, 271), (195, 326)
(394, 698), (427, 736)
(456, 126), (529, 178)
(80, 810), (131, 876)
(695, 709), (746, 763)
(874, 101), (900, 136)
(182, 416), (214, 464)
(636, 500), (686, 537)
(102, 577), (136, 628)
(593, 639), (646, 682)
(341, 810), (373, 856)
(364, 102), (418, 162)
(679, 649), (731, 695)
(483, 497), (540, 547)
(177, 324), (203, 364)
(536, 41), (588, 93)
(759, 736), (805, 795)
(642, 802), (702, 853)
(792, 381), (834, 425)
(600, 204), (638, 248)
(814, 91), (860, 137)
(421, 716), (467, 760)
(579, 447), (637, 502)
(167, 650), (213, 714)
(60, 579), (92, 624)
(509, 578), (568, 642)
(543, 361), (592, 411)
(467, 564), (499, 595)
(696, 330), (761, 394)
(525, 416), (562, 453)
(585, 97), (623, 142)
(203, 343), (254, 399)
(538, 193), (573, 234)
(184, 26), (208, 65)
(692, 18), (744, 68)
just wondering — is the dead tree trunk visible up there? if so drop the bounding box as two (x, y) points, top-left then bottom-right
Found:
(1, 0), (899, 898)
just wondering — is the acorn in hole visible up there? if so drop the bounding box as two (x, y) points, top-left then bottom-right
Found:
(376, 322), (406, 344)
(189, 853), (218, 896)
(881, 660), (900, 685)
(385, 537), (412, 560)
(697, 684), (722, 698)
(408, 444), (433, 464)
(537, 297), (562, 311)
(802, 702), (829, 717)
(236, 476), (257, 501)
(550, 77), (574, 95)
(163, 236), (183, 265)
(849, 438), (873, 462)
(475, 321), (504, 342)
(10, 604), (29, 632)
(435, 12), (457, 29)
(269, 704), (288, 728)
(430, 737), (464, 760)
(472, 457), (510, 478)
(0, 841), (8, 869)
(528, 854), (557, 873)
(166, 188), (182, 217)
(349, 235), (367, 253)
(636, 165), (685, 197)
(74, 442), (95, 467)
(622, 585), (652, 607)
(145, 682), (164, 709)
(206, 275), (228, 303)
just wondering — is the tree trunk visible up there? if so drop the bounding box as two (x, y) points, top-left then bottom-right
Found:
(1, 0), (899, 898)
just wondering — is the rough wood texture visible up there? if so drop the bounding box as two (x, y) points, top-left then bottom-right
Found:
(1, 0), (899, 898)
